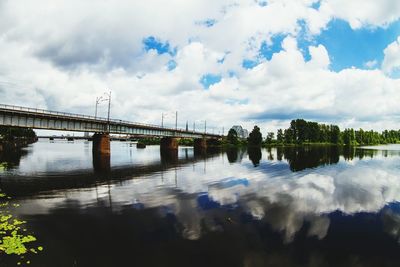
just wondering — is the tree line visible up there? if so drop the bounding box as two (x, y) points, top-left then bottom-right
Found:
(227, 119), (400, 146)
(0, 126), (36, 140)
(269, 119), (400, 145)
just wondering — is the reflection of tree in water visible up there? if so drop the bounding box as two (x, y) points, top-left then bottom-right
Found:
(276, 146), (387, 172)
(266, 147), (274, 161)
(342, 146), (355, 161)
(225, 147), (247, 163)
(248, 147), (262, 167)
(226, 148), (246, 163)
(0, 150), (27, 171)
(226, 148), (238, 163)
(355, 148), (378, 159)
(280, 146), (340, 172)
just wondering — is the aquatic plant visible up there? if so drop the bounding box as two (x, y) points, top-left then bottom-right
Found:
(0, 190), (42, 265)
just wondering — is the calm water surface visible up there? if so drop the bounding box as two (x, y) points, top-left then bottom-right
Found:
(1, 140), (400, 266)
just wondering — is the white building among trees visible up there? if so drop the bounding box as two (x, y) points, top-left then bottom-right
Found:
(230, 125), (249, 139)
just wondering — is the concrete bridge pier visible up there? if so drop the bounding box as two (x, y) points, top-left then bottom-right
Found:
(92, 133), (110, 155)
(93, 153), (111, 172)
(160, 137), (179, 150)
(194, 138), (207, 151)
(160, 149), (179, 164)
(160, 137), (178, 160)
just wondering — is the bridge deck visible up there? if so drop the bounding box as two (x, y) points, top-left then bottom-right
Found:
(0, 104), (221, 139)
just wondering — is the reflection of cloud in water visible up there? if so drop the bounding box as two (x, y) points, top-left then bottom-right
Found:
(14, 154), (400, 242)
(382, 208), (400, 243)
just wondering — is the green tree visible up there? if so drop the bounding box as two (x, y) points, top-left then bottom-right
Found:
(0, 126), (36, 140)
(277, 129), (284, 144)
(330, 125), (341, 144)
(265, 132), (274, 144)
(284, 128), (294, 144)
(226, 128), (239, 145)
(342, 128), (356, 145)
(248, 126), (262, 146)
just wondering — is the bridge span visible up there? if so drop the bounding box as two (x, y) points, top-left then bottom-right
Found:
(0, 103), (222, 155)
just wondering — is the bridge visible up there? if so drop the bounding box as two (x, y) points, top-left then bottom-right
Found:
(0, 103), (222, 155)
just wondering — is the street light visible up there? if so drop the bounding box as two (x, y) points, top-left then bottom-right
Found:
(175, 111), (178, 130)
(160, 111), (178, 129)
(104, 91), (111, 133)
(95, 91), (111, 132)
(94, 96), (104, 119)
(193, 120), (207, 134)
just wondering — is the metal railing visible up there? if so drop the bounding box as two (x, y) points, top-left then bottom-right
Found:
(0, 103), (221, 137)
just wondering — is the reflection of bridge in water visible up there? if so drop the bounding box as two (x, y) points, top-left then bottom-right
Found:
(0, 147), (222, 197)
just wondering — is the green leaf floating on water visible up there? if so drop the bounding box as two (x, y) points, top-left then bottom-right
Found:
(0, 190), (43, 263)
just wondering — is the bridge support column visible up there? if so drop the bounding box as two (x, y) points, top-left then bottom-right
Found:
(93, 153), (111, 173)
(92, 133), (110, 155)
(207, 138), (221, 147)
(194, 138), (207, 151)
(160, 137), (179, 151)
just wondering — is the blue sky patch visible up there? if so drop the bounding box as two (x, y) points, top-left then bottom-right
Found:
(198, 19), (217, 27)
(200, 73), (222, 89)
(143, 36), (175, 55)
(296, 20), (313, 62)
(242, 34), (287, 69)
(389, 68), (400, 79)
(228, 70), (237, 77)
(242, 59), (259, 69)
(257, 0), (268, 7)
(311, 1), (321, 10)
(225, 98), (249, 105)
(259, 34), (286, 60)
(305, 19), (400, 71)
(166, 60), (177, 71)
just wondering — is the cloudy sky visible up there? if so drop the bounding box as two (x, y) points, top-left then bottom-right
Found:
(1, 0), (400, 134)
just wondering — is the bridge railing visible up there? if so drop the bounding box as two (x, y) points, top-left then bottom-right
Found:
(0, 103), (221, 137)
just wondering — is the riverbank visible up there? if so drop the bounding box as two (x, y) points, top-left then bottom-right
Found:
(0, 137), (38, 152)
(263, 141), (400, 148)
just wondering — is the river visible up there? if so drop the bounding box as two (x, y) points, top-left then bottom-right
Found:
(1, 139), (400, 266)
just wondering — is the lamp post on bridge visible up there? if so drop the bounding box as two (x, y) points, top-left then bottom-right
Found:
(94, 96), (104, 119)
(95, 91), (111, 132)
(94, 91), (111, 124)
(105, 91), (111, 133)
(161, 111), (177, 129)
(175, 111), (178, 130)
(192, 120), (206, 134)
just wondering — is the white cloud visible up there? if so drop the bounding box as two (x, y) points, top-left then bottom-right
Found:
(0, 0), (399, 134)
(364, 59), (378, 69)
(319, 0), (400, 29)
(382, 37), (400, 75)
